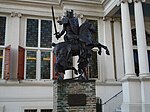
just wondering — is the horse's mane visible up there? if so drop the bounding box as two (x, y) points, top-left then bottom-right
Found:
(79, 20), (90, 33)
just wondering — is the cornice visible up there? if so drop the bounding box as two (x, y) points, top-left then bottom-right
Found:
(120, 0), (133, 3)
(0, 0), (104, 6)
(103, 0), (110, 6)
(133, 0), (146, 3)
(103, 0), (120, 16)
(60, 0), (103, 8)
(0, 0), (61, 6)
(61, 0), (103, 5)
(59, 0), (104, 18)
(0, 97), (53, 102)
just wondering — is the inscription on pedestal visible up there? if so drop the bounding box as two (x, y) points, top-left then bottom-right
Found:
(68, 94), (86, 106)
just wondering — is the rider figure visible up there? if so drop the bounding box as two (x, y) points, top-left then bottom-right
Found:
(56, 10), (79, 44)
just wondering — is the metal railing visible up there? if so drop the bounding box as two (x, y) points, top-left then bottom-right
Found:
(102, 90), (122, 105)
(96, 90), (123, 112)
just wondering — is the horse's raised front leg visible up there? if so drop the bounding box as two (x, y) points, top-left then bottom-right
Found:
(97, 43), (110, 55)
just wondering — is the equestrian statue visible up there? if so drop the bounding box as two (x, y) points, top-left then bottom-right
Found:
(51, 7), (110, 81)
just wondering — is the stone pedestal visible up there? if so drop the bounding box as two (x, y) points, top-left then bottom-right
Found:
(53, 80), (96, 112)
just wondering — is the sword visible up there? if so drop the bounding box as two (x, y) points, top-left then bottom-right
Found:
(51, 6), (59, 39)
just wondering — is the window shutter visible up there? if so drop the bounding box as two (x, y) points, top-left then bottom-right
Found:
(18, 46), (25, 80)
(52, 53), (57, 80)
(4, 45), (11, 80)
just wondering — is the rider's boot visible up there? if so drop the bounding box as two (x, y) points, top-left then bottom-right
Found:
(57, 73), (64, 81)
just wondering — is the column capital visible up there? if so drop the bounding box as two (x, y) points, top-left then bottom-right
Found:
(10, 12), (22, 18)
(120, 0), (132, 3)
(102, 17), (115, 21)
(133, 0), (146, 3)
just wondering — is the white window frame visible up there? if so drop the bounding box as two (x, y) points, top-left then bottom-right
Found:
(24, 17), (53, 81)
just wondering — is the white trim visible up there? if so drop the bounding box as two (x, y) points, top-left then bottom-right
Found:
(25, 47), (52, 51)
(0, 98), (53, 102)
(38, 18), (41, 49)
(24, 50), (27, 79)
(50, 52), (53, 80)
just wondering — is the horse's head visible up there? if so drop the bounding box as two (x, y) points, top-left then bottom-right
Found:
(84, 20), (96, 33)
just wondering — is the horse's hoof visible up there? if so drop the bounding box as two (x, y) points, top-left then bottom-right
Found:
(74, 70), (78, 75)
(78, 75), (85, 80)
(106, 50), (110, 55)
(78, 75), (89, 81)
(98, 51), (101, 55)
(78, 69), (83, 75)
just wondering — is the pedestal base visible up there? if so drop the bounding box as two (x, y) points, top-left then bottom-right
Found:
(53, 79), (96, 112)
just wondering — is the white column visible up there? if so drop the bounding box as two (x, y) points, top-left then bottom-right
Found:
(121, 1), (135, 75)
(134, 0), (149, 75)
(134, 1), (150, 112)
(6, 12), (21, 79)
(121, 1), (141, 112)
(113, 20), (124, 80)
(98, 18), (104, 81)
(103, 19), (115, 82)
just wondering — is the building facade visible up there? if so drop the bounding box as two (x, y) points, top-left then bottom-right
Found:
(0, 0), (150, 112)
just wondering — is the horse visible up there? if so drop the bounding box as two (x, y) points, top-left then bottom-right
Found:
(52, 20), (110, 81)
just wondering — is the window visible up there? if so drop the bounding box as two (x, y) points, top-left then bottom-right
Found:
(87, 19), (98, 78)
(132, 28), (150, 75)
(133, 50), (139, 75)
(41, 109), (53, 112)
(0, 16), (6, 46)
(0, 16), (6, 79)
(24, 109), (37, 112)
(26, 51), (36, 79)
(24, 109), (52, 112)
(25, 18), (52, 80)
(41, 52), (50, 79)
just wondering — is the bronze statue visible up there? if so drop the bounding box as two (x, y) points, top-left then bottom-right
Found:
(52, 7), (110, 81)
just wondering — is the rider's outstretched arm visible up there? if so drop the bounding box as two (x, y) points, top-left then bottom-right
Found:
(58, 25), (66, 37)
